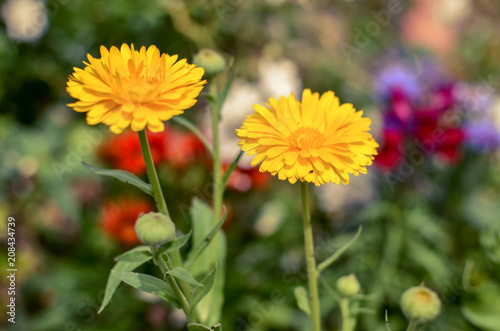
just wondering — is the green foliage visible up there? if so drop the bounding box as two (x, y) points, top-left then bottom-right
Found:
(82, 161), (153, 196)
(293, 286), (311, 316)
(112, 271), (181, 308)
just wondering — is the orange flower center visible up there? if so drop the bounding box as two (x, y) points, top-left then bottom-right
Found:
(121, 76), (159, 104)
(289, 127), (324, 150)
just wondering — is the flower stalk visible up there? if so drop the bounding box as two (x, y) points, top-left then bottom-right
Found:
(300, 181), (321, 331)
(138, 130), (192, 299)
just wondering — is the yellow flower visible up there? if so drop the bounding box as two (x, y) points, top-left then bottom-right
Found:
(236, 89), (378, 186)
(67, 44), (206, 134)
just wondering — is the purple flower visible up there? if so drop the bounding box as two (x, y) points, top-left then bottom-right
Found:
(373, 64), (422, 101)
(465, 120), (500, 152)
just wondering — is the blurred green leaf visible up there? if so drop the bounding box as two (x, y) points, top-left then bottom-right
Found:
(461, 283), (500, 330)
(112, 271), (180, 308)
(217, 71), (236, 114)
(293, 286), (311, 316)
(166, 267), (203, 287)
(98, 256), (152, 314)
(186, 203), (227, 268)
(221, 151), (243, 188)
(82, 160), (153, 196)
(317, 226), (362, 273)
(191, 264), (218, 311)
(114, 246), (151, 262)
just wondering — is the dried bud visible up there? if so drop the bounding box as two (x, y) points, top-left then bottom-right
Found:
(336, 274), (361, 297)
(134, 212), (176, 245)
(193, 49), (226, 76)
(400, 286), (441, 322)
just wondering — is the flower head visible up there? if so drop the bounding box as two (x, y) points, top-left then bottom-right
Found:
(67, 44), (206, 134)
(236, 89), (378, 186)
(400, 286), (441, 322)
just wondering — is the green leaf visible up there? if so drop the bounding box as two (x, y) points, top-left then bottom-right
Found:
(114, 246), (151, 262)
(166, 267), (203, 287)
(317, 226), (362, 273)
(158, 231), (192, 255)
(293, 286), (311, 316)
(82, 161), (153, 196)
(221, 151), (243, 188)
(385, 310), (392, 331)
(461, 283), (500, 331)
(191, 264), (218, 310)
(112, 271), (180, 308)
(186, 205), (227, 268)
(98, 255), (152, 314)
(217, 71), (236, 112)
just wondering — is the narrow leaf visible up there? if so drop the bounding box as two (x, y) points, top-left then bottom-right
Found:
(112, 271), (180, 308)
(98, 255), (152, 314)
(221, 151), (243, 188)
(188, 323), (212, 331)
(166, 267), (203, 287)
(158, 231), (192, 255)
(82, 161), (153, 196)
(191, 264), (218, 310)
(293, 286), (311, 316)
(317, 226), (362, 273)
(385, 310), (392, 331)
(186, 208), (227, 268)
(217, 71), (236, 112)
(114, 246), (151, 262)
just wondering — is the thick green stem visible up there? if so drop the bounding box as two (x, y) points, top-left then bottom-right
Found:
(300, 181), (321, 331)
(406, 320), (419, 331)
(138, 130), (191, 298)
(340, 298), (351, 331)
(150, 245), (193, 322)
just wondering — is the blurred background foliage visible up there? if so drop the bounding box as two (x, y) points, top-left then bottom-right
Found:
(1, 0), (500, 330)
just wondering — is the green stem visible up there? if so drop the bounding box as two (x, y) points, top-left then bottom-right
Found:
(210, 85), (223, 226)
(138, 130), (170, 217)
(300, 181), (321, 331)
(173, 116), (214, 158)
(138, 130), (191, 298)
(406, 320), (419, 331)
(340, 298), (351, 331)
(150, 245), (193, 322)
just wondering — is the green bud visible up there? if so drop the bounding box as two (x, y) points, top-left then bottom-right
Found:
(336, 274), (361, 297)
(400, 286), (441, 322)
(134, 212), (176, 245)
(193, 49), (226, 76)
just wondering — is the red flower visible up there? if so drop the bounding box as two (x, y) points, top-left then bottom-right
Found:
(98, 130), (167, 175)
(224, 164), (271, 192)
(101, 197), (153, 245)
(163, 130), (206, 169)
(375, 129), (404, 171)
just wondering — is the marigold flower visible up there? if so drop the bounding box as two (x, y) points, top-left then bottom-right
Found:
(236, 89), (378, 186)
(67, 44), (206, 134)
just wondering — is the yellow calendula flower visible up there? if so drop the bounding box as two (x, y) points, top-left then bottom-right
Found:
(236, 89), (378, 186)
(67, 44), (206, 134)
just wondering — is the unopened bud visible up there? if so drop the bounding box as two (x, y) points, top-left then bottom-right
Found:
(336, 274), (361, 297)
(134, 212), (176, 245)
(193, 49), (226, 76)
(400, 286), (441, 322)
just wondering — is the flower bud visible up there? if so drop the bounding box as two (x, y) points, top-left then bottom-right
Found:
(336, 274), (361, 297)
(400, 286), (441, 322)
(193, 49), (226, 76)
(134, 212), (176, 245)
